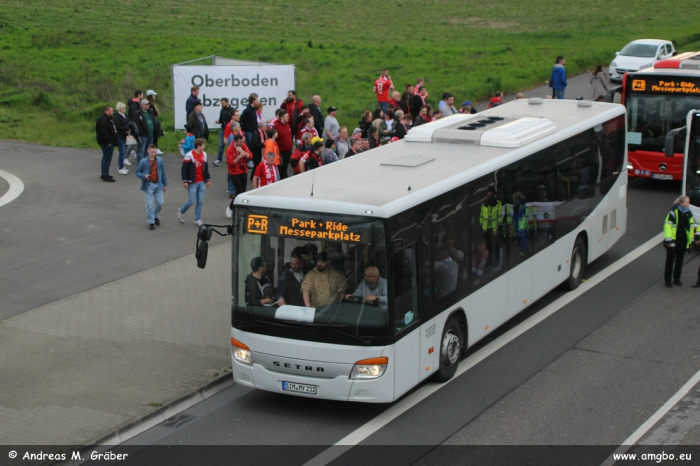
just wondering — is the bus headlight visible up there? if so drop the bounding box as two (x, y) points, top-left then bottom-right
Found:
(231, 338), (253, 365)
(350, 357), (388, 379)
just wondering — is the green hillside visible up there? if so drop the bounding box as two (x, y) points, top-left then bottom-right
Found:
(1, 0), (699, 149)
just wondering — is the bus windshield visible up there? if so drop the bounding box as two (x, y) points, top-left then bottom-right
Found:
(233, 207), (389, 344)
(627, 94), (700, 153)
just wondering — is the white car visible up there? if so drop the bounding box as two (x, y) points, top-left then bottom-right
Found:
(609, 39), (676, 82)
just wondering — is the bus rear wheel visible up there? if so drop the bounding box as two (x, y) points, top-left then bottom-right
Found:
(564, 236), (586, 291)
(435, 318), (463, 382)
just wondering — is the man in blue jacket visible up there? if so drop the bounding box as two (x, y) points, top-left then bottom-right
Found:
(136, 144), (168, 230)
(551, 55), (567, 99)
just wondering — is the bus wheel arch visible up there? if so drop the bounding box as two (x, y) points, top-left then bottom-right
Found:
(434, 310), (467, 383)
(563, 233), (588, 291)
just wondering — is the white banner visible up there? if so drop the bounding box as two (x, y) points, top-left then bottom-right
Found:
(172, 64), (295, 130)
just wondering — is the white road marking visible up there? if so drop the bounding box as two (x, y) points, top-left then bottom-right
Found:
(600, 368), (700, 466)
(0, 169), (24, 207)
(303, 231), (666, 466)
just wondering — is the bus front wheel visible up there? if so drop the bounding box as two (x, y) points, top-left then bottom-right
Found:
(435, 318), (463, 382)
(564, 236), (587, 291)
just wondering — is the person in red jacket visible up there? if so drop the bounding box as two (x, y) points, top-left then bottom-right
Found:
(272, 110), (293, 179)
(297, 115), (319, 147)
(226, 134), (252, 199)
(388, 91), (401, 110)
(373, 69), (394, 113)
(223, 109), (241, 145)
(488, 92), (503, 108)
(253, 151), (280, 189)
(281, 90), (303, 123)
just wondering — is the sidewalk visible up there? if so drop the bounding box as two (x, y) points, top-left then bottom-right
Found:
(0, 240), (232, 445)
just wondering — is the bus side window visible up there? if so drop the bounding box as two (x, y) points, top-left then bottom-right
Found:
(392, 244), (418, 333)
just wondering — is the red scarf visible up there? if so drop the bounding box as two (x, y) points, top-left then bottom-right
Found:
(263, 162), (279, 186)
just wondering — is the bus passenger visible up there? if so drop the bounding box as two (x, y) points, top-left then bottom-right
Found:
(481, 186), (501, 259)
(301, 252), (347, 308)
(345, 266), (388, 309)
(245, 257), (275, 306)
(435, 249), (458, 299)
(277, 250), (305, 307)
(512, 192), (531, 258)
(471, 241), (489, 286)
(301, 243), (318, 274)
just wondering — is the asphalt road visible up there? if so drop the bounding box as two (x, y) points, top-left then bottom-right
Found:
(0, 141), (233, 320)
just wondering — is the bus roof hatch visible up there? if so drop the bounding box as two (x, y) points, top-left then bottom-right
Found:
(426, 115), (556, 148)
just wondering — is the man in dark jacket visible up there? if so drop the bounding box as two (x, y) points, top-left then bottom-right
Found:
(132, 99), (156, 164)
(395, 114), (412, 139)
(240, 93), (258, 148)
(96, 105), (118, 182)
(214, 98), (234, 166)
(245, 257), (275, 306)
(308, 95), (324, 137)
(127, 90), (143, 121)
(186, 86), (200, 117)
(277, 250), (305, 306)
(250, 121), (267, 181)
(410, 86), (427, 117)
(186, 101), (210, 143)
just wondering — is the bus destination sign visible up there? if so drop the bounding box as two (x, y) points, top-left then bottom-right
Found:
(245, 214), (365, 243)
(630, 76), (700, 95)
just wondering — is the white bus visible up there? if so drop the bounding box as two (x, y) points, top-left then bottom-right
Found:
(202, 98), (627, 403)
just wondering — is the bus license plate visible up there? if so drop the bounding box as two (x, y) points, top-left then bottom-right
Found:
(652, 174), (673, 180)
(282, 381), (317, 395)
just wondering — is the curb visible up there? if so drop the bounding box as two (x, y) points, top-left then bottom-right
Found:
(53, 372), (234, 466)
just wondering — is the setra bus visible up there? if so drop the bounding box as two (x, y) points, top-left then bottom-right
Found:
(196, 98), (627, 403)
(613, 51), (700, 181)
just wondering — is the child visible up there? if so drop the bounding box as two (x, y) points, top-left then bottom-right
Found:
(178, 125), (195, 156)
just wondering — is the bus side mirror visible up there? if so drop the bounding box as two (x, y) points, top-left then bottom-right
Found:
(196, 227), (213, 269)
(196, 240), (209, 269)
(665, 127), (686, 158)
(604, 86), (621, 103)
(198, 227), (213, 241)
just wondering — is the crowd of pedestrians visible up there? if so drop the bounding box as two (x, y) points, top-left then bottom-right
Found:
(95, 58), (610, 230)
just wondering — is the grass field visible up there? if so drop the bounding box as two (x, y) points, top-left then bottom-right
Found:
(1, 0), (700, 150)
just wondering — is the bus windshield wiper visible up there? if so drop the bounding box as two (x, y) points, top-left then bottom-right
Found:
(253, 319), (371, 344)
